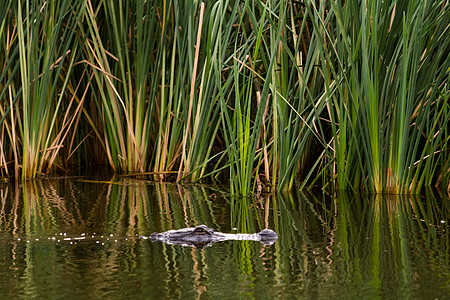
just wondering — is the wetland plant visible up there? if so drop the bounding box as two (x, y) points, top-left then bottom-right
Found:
(0, 0), (448, 195)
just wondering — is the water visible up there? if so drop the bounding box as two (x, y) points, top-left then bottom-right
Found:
(0, 178), (448, 299)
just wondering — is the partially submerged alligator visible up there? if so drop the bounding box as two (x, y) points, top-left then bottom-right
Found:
(145, 225), (278, 248)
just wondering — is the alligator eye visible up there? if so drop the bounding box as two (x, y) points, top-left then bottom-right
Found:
(194, 227), (208, 234)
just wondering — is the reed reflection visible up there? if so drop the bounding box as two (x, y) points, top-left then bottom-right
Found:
(0, 178), (158, 298)
(273, 191), (450, 298)
(150, 183), (279, 299)
(0, 178), (447, 299)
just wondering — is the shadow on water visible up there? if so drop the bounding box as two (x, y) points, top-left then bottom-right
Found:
(0, 178), (448, 299)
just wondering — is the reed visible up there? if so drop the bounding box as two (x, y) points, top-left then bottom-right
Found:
(79, 0), (223, 180)
(169, 0), (222, 182)
(304, 0), (450, 193)
(12, 1), (84, 178)
(0, 0), (448, 195)
(80, 0), (153, 173)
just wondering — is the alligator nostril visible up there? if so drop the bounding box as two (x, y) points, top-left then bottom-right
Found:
(258, 229), (278, 239)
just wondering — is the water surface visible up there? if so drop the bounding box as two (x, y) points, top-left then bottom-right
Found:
(0, 178), (448, 299)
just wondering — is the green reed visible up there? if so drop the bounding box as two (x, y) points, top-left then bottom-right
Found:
(80, 0), (156, 173)
(305, 0), (449, 193)
(0, 1), (16, 178)
(0, 1), (85, 178)
(22, 1), (84, 179)
(79, 0), (224, 181)
(0, 0), (448, 195)
(172, 0), (223, 182)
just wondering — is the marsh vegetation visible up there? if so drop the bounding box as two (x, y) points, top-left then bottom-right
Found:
(0, 0), (448, 194)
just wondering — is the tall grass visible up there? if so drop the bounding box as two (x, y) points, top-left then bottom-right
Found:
(0, 1), (85, 179)
(80, 0), (154, 172)
(0, 0), (448, 195)
(305, 0), (449, 193)
(79, 0), (223, 180)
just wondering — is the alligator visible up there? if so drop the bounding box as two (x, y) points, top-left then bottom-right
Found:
(145, 225), (278, 248)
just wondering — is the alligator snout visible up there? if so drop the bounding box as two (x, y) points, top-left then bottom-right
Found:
(258, 229), (278, 240)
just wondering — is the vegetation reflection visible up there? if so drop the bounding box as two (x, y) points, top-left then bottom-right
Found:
(0, 179), (448, 298)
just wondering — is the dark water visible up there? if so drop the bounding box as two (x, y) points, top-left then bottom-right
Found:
(0, 178), (448, 299)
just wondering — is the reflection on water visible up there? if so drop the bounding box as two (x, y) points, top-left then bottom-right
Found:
(0, 178), (448, 299)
